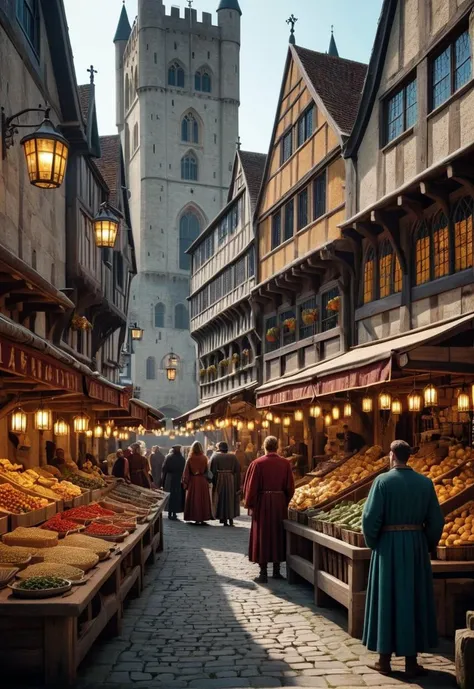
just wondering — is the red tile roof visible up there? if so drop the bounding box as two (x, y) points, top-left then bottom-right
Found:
(294, 46), (367, 136)
(95, 135), (120, 206)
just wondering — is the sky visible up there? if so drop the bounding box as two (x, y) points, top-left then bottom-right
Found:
(64, 0), (383, 154)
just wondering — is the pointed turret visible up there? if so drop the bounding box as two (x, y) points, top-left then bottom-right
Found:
(114, 4), (132, 43)
(217, 0), (242, 14)
(328, 26), (339, 57)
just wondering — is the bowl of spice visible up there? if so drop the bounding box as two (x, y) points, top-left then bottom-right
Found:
(9, 575), (72, 598)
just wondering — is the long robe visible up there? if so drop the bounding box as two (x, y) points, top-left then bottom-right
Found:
(182, 453), (213, 522)
(162, 450), (185, 514)
(150, 450), (166, 486)
(210, 451), (241, 520)
(362, 466), (444, 657)
(244, 452), (295, 565)
(128, 452), (151, 488)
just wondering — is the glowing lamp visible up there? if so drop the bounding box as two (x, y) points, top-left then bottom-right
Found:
(130, 324), (144, 341)
(93, 424), (104, 439)
(331, 405), (340, 421)
(391, 398), (402, 415)
(34, 407), (52, 431)
(362, 396), (373, 413)
(457, 391), (470, 413)
(324, 413), (332, 427)
(93, 203), (119, 248)
(378, 390), (392, 410)
(86, 429), (93, 438)
(407, 391), (422, 412)
(262, 420), (270, 429)
(310, 403), (321, 418)
(10, 408), (27, 434)
(274, 416), (281, 425)
(73, 412), (90, 433)
(247, 420), (255, 431)
(54, 418), (69, 437)
(266, 411), (273, 422)
(166, 352), (178, 381)
(343, 403), (352, 418)
(294, 409), (303, 422)
(283, 415), (291, 427)
(424, 383), (438, 407)
(21, 115), (69, 189)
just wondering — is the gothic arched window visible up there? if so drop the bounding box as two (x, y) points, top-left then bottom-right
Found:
(181, 152), (198, 181)
(168, 62), (185, 88)
(154, 303), (165, 328)
(363, 247), (375, 304)
(175, 304), (189, 330)
(181, 113), (199, 144)
(379, 239), (402, 298)
(179, 212), (201, 270)
(414, 220), (431, 285)
(195, 70), (211, 93)
(453, 196), (473, 272)
(146, 356), (156, 380)
(432, 211), (449, 279)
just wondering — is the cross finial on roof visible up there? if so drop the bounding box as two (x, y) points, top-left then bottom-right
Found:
(87, 65), (97, 84)
(236, 136), (241, 151)
(187, 0), (193, 6)
(286, 14), (298, 45)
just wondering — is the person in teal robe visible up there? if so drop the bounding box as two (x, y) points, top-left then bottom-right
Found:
(362, 439), (444, 678)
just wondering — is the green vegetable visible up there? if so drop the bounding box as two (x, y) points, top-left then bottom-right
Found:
(17, 576), (68, 590)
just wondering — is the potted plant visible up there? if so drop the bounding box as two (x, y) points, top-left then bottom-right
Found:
(71, 314), (93, 331)
(199, 369), (207, 379)
(219, 359), (229, 369)
(302, 308), (318, 325)
(232, 353), (240, 365)
(283, 317), (297, 333)
(266, 326), (280, 343)
(207, 365), (217, 376)
(327, 296), (341, 312)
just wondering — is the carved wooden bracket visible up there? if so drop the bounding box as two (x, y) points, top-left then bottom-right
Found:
(397, 194), (425, 220)
(371, 209), (407, 274)
(447, 163), (474, 199)
(419, 181), (450, 216)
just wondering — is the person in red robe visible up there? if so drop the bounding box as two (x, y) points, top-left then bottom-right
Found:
(182, 441), (213, 525)
(244, 435), (295, 583)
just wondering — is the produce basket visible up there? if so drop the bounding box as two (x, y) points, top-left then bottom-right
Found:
(341, 528), (366, 548)
(288, 508), (299, 522)
(309, 517), (324, 532)
(436, 545), (474, 561)
(297, 510), (309, 525)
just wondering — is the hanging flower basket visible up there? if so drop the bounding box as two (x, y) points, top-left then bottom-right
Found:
(207, 365), (217, 376)
(199, 369), (207, 378)
(283, 317), (297, 333)
(242, 348), (250, 360)
(219, 359), (229, 369)
(71, 314), (92, 331)
(266, 326), (280, 343)
(232, 353), (240, 364)
(327, 296), (341, 312)
(302, 308), (318, 325)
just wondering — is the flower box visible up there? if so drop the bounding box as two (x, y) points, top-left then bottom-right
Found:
(266, 327), (280, 343)
(283, 318), (296, 333)
(302, 308), (318, 325)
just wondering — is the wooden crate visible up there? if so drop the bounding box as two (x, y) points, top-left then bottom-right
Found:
(312, 462), (389, 512)
(288, 508), (299, 522)
(10, 506), (49, 529)
(0, 513), (10, 534)
(341, 528), (366, 548)
(437, 545), (474, 561)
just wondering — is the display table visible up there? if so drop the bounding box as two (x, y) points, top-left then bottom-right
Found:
(0, 500), (167, 686)
(284, 520), (474, 639)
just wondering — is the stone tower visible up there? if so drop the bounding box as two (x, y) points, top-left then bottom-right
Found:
(115, 0), (241, 420)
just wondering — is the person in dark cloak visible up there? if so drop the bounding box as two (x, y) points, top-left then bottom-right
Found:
(161, 445), (186, 520)
(210, 441), (240, 526)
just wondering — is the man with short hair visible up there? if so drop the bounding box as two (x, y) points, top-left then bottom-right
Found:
(210, 441), (240, 526)
(342, 424), (365, 454)
(244, 435), (295, 583)
(362, 439), (444, 678)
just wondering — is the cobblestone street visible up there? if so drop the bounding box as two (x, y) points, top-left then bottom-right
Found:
(77, 516), (456, 689)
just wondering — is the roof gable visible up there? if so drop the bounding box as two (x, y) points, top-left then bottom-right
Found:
(238, 151), (266, 211)
(77, 83), (101, 158)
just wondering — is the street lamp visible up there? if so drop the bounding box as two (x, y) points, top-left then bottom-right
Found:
(93, 202), (120, 248)
(166, 352), (178, 381)
(130, 323), (144, 341)
(34, 405), (52, 431)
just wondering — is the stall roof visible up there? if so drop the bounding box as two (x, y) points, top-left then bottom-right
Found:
(256, 312), (474, 407)
(173, 383), (258, 425)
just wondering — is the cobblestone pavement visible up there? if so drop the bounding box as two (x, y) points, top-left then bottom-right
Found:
(77, 515), (456, 689)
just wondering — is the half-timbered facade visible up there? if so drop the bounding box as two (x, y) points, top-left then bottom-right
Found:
(185, 149), (265, 413)
(343, 0), (474, 345)
(254, 43), (367, 392)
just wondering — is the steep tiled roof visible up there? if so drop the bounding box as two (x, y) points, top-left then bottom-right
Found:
(78, 84), (91, 124)
(95, 135), (120, 206)
(239, 151), (266, 210)
(294, 46), (367, 136)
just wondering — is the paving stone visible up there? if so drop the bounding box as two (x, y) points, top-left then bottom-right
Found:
(130, 672), (153, 681)
(326, 675), (366, 686)
(248, 677), (282, 687)
(106, 672), (130, 683)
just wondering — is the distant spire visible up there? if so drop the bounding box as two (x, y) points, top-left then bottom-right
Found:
(328, 25), (339, 57)
(114, 3), (131, 43)
(286, 14), (298, 45)
(217, 0), (242, 15)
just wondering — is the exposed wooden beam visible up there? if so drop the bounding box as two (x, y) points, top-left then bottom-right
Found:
(354, 221), (378, 246)
(397, 194), (424, 220)
(419, 181), (449, 216)
(371, 209), (407, 274)
(447, 163), (474, 198)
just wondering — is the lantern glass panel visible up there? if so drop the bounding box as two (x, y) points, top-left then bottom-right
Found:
(378, 391), (392, 410)
(457, 392), (470, 412)
(424, 384), (438, 406)
(10, 408), (27, 434)
(362, 397), (373, 413)
(294, 409), (303, 422)
(332, 405), (340, 420)
(35, 408), (52, 431)
(391, 398), (402, 415)
(21, 122), (69, 189)
(310, 404), (321, 418)
(54, 419), (69, 437)
(408, 391), (422, 412)
(343, 403), (352, 418)
(283, 416), (291, 427)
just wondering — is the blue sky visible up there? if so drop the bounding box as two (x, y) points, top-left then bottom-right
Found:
(64, 0), (383, 153)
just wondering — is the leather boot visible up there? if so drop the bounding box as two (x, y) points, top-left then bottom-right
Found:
(272, 563), (284, 580)
(254, 564), (268, 584)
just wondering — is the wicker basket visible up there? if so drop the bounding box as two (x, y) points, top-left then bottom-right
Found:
(322, 521), (335, 537)
(436, 544), (474, 561)
(332, 524), (342, 540)
(297, 510), (309, 525)
(309, 517), (324, 532)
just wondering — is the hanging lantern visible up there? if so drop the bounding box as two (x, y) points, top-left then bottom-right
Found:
(10, 408), (27, 434)
(166, 352), (178, 381)
(310, 403), (321, 418)
(378, 390), (392, 410)
(86, 429), (93, 438)
(237, 421), (244, 431)
(294, 409), (303, 422)
(343, 402), (352, 418)
(104, 424), (112, 439)
(73, 412), (90, 433)
(274, 416), (281, 425)
(130, 323), (144, 341)
(332, 405), (340, 421)
(34, 406), (52, 431)
(112, 428), (119, 438)
(424, 383), (438, 407)
(457, 390), (470, 413)
(262, 420), (270, 429)
(169, 432), (176, 440)
(283, 415), (291, 427)
(247, 420), (255, 431)
(93, 424), (104, 439)
(186, 421), (194, 431)
(324, 413), (332, 427)
(54, 418), (69, 437)
(21, 114), (69, 189)
(362, 396), (373, 413)
(93, 203), (120, 248)
(391, 398), (402, 416)
(224, 418), (231, 428)
(231, 418), (239, 427)
(266, 411), (273, 422)
(407, 390), (422, 412)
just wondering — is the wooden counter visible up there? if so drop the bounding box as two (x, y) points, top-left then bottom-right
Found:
(284, 520), (474, 639)
(0, 498), (168, 686)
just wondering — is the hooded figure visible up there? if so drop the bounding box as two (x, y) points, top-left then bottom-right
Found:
(161, 445), (186, 520)
(210, 441), (241, 526)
